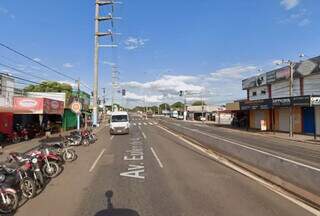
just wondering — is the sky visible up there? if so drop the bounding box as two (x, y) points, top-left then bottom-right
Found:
(0, 0), (320, 107)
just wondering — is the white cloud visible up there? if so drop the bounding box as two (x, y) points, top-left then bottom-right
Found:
(0, 7), (15, 19)
(63, 63), (74, 68)
(298, 18), (310, 26)
(103, 61), (116, 66)
(124, 92), (163, 103)
(272, 59), (283, 65)
(33, 58), (41, 62)
(279, 9), (310, 27)
(124, 37), (149, 50)
(58, 80), (77, 88)
(280, 0), (300, 10)
(123, 75), (203, 94)
(210, 65), (257, 81)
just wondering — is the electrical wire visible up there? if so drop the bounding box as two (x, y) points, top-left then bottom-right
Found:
(0, 42), (92, 91)
(0, 62), (47, 81)
(0, 72), (40, 85)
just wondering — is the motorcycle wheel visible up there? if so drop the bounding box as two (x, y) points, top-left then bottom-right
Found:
(35, 171), (45, 188)
(0, 191), (18, 214)
(12, 137), (20, 144)
(82, 139), (90, 147)
(20, 178), (36, 199)
(42, 161), (61, 178)
(62, 149), (76, 162)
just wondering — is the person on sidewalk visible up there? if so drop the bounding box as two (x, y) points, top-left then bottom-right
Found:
(45, 120), (51, 138)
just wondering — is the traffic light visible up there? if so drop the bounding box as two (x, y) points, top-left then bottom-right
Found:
(179, 90), (183, 97)
(122, 89), (126, 96)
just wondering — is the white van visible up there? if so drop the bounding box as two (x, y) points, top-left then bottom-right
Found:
(109, 111), (130, 135)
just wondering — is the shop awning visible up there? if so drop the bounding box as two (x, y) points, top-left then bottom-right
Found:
(13, 97), (64, 115)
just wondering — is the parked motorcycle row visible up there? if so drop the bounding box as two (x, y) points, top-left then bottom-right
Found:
(0, 128), (97, 215)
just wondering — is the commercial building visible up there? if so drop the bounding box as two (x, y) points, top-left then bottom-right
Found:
(241, 56), (320, 135)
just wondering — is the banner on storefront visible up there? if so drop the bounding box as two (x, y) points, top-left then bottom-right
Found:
(13, 97), (64, 114)
(272, 96), (310, 107)
(311, 96), (320, 106)
(240, 99), (272, 110)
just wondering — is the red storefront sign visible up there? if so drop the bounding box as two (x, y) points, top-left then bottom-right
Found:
(13, 97), (64, 114)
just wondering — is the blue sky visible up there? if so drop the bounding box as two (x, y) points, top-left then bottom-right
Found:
(0, 0), (320, 106)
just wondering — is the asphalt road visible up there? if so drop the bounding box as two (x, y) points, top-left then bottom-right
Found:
(159, 118), (320, 168)
(15, 116), (315, 216)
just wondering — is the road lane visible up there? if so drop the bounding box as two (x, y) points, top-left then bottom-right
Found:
(159, 118), (320, 168)
(75, 118), (314, 216)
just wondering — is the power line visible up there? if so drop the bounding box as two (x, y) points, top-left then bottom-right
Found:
(0, 62), (47, 81)
(0, 42), (75, 80)
(0, 72), (40, 85)
(0, 42), (92, 91)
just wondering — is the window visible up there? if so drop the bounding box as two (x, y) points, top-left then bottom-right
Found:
(252, 91), (257, 96)
(111, 115), (128, 122)
(261, 90), (266, 95)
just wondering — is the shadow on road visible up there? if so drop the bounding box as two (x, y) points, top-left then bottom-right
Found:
(95, 190), (140, 216)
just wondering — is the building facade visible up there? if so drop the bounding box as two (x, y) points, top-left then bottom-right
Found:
(241, 56), (320, 135)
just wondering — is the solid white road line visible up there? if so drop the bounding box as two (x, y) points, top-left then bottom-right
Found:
(150, 147), (164, 168)
(157, 125), (320, 216)
(149, 122), (153, 125)
(142, 131), (147, 139)
(110, 135), (114, 140)
(89, 148), (106, 173)
(180, 125), (320, 173)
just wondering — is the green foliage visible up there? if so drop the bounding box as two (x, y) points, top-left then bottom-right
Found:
(159, 103), (170, 110)
(192, 100), (206, 106)
(24, 81), (73, 100)
(171, 101), (184, 110)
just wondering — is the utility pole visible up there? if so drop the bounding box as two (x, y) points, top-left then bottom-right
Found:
(289, 62), (294, 138)
(278, 60), (295, 137)
(201, 94), (204, 121)
(93, 0), (119, 126)
(111, 65), (119, 111)
(77, 79), (81, 130)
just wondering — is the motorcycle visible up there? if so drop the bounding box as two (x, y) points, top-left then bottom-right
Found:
(8, 152), (45, 190)
(27, 148), (62, 178)
(5, 132), (20, 144)
(40, 142), (77, 162)
(0, 163), (36, 200)
(0, 183), (18, 214)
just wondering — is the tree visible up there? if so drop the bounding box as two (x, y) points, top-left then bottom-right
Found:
(171, 101), (184, 110)
(24, 81), (73, 101)
(192, 100), (206, 106)
(159, 103), (170, 110)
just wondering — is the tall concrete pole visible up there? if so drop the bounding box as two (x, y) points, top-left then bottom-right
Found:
(289, 63), (294, 137)
(93, 1), (100, 127)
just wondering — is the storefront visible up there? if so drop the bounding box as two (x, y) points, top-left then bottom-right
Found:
(240, 99), (272, 130)
(13, 97), (64, 134)
(311, 96), (320, 135)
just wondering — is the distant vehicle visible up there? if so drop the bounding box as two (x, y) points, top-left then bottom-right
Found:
(147, 111), (153, 118)
(109, 111), (130, 135)
(172, 111), (178, 118)
(177, 115), (184, 120)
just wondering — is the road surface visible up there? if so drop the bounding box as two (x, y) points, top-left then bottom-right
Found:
(16, 116), (316, 216)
